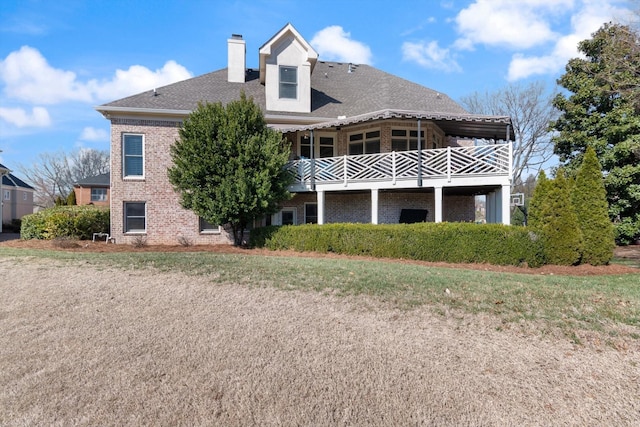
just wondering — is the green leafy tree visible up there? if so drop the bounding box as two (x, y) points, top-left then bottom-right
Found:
(168, 94), (292, 246)
(551, 23), (640, 244)
(572, 147), (615, 265)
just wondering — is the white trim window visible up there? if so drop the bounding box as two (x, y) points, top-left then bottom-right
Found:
(91, 188), (108, 202)
(279, 66), (297, 99)
(3, 190), (10, 201)
(199, 217), (220, 234)
(304, 203), (318, 224)
(124, 202), (146, 233)
(23, 192), (28, 201)
(123, 134), (144, 178)
(391, 129), (424, 152)
(348, 130), (380, 155)
(299, 134), (335, 158)
(272, 208), (296, 225)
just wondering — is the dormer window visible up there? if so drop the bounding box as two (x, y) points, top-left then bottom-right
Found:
(279, 66), (297, 99)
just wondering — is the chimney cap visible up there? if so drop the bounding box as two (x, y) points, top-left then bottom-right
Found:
(231, 34), (243, 39)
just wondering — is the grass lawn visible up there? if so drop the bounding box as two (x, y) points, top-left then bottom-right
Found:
(1, 247), (638, 343)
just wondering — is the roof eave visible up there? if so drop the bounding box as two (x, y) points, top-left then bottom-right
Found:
(95, 106), (191, 120)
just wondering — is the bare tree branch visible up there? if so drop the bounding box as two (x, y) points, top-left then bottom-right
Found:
(460, 81), (558, 185)
(19, 149), (109, 207)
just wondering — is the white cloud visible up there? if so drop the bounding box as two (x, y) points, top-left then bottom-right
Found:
(0, 46), (193, 105)
(79, 126), (109, 142)
(310, 26), (373, 64)
(506, 0), (630, 80)
(454, 0), (573, 50)
(0, 106), (51, 127)
(402, 41), (462, 72)
(88, 60), (192, 101)
(0, 46), (93, 104)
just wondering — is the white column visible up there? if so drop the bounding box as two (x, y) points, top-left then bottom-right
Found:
(317, 190), (325, 225)
(371, 189), (379, 224)
(434, 186), (443, 223)
(501, 184), (511, 225)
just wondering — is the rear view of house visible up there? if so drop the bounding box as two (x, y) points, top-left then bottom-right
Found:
(97, 23), (514, 245)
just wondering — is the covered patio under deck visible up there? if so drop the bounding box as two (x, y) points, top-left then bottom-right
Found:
(279, 109), (515, 226)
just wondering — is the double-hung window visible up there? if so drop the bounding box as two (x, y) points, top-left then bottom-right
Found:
(91, 188), (107, 202)
(123, 134), (144, 178)
(279, 66), (297, 99)
(124, 202), (146, 233)
(348, 130), (380, 155)
(391, 129), (424, 152)
(199, 217), (220, 233)
(3, 190), (10, 201)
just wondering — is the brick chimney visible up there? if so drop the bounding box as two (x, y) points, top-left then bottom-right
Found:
(227, 34), (246, 83)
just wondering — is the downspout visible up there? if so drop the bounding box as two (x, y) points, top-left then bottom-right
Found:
(417, 119), (423, 187)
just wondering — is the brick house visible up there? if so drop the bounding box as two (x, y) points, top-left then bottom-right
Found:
(0, 163), (34, 233)
(73, 173), (110, 206)
(97, 23), (514, 245)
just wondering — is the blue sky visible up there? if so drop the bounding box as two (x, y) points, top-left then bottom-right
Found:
(0, 0), (633, 172)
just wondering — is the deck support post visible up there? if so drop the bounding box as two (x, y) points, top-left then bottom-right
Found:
(434, 186), (443, 223)
(371, 188), (379, 224)
(317, 190), (325, 225)
(501, 184), (511, 225)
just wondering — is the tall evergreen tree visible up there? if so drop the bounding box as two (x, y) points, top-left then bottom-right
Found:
(572, 147), (615, 265)
(551, 23), (640, 244)
(527, 170), (550, 232)
(168, 93), (292, 246)
(529, 171), (583, 265)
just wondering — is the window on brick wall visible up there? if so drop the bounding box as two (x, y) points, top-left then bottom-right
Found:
(91, 188), (107, 202)
(123, 134), (144, 178)
(348, 130), (380, 155)
(124, 202), (146, 233)
(304, 203), (318, 224)
(391, 129), (424, 152)
(199, 217), (220, 233)
(300, 134), (335, 158)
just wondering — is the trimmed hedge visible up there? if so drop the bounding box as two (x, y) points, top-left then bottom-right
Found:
(21, 206), (110, 240)
(250, 222), (547, 267)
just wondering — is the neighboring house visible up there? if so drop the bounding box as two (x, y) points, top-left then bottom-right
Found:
(97, 23), (514, 245)
(0, 163), (35, 232)
(74, 173), (110, 206)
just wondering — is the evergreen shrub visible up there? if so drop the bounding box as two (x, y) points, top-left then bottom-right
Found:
(21, 206), (110, 240)
(250, 222), (547, 267)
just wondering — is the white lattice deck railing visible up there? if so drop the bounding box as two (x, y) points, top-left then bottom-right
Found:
(286, 144), (511, 188)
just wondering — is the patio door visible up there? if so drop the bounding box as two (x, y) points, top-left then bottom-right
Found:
(300, 133), (335, 159)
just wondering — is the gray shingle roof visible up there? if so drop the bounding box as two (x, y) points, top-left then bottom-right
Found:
(74, 172), (110, 187)
(99, 61), (469, 119)
(2, 173), (34, 190)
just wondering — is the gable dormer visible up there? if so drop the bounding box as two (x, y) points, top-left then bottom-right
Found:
(259, 23), (318, 113)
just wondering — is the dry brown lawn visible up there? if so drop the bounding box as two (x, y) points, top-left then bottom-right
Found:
(1, 255), (639, 426)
